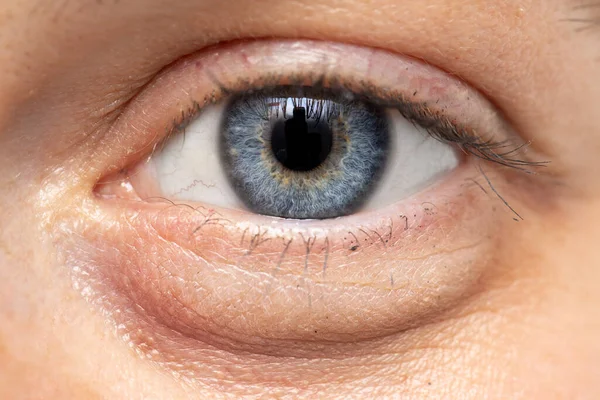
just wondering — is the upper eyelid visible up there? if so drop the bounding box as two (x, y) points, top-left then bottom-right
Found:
(162, 41), (499, 135)
(0, 1), (574, 159)
(173, 48), (542, 172)
(88, 39), (539, 185)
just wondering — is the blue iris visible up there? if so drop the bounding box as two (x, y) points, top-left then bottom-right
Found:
(220, 89), (390, 219)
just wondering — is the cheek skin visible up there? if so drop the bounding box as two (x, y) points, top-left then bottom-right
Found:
(52, 162), (515, 368)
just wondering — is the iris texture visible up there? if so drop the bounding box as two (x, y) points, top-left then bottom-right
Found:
(221, 89), (390, 219)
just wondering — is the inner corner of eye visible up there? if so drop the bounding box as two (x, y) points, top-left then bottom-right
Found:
(92, 168), (137, 200)
(141, 85), (460, 220)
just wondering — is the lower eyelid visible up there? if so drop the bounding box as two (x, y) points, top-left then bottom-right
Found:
(64, 162), (510, 360)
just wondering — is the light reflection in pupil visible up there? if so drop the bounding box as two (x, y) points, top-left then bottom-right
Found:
(270, 106), (334, 172)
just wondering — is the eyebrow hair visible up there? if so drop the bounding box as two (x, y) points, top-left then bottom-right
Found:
(566, 2), (600, 32)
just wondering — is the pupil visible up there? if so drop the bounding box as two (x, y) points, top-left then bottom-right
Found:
(271, 106), (333, 171)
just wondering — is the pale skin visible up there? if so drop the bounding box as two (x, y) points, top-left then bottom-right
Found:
(0, 0), (600, 399)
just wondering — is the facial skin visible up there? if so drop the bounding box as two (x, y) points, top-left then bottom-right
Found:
(0, 0), (599, 398)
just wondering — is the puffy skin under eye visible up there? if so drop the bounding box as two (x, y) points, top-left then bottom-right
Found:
(145, 88), (458, 218)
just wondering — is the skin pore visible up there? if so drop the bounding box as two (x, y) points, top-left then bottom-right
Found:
(1, 0), (600, 399)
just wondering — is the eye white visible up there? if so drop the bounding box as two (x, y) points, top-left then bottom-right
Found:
(362, 110), (459, 210)
(152, 103), (243, 210)
(151, 104), (459, 213)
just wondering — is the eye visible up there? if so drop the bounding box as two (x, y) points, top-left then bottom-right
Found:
(103, 39), (541, 225)
(139, 87), (457, 219)
(118, 40), (529, 221)
(85, 40), (545, 358)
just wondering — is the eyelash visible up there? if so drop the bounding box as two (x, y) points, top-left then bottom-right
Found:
(388, 99), (548, 173)
(158, 77), (545, 176)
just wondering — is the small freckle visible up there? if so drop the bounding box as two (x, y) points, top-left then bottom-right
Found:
(314, 330), (318, 333)
(428, 382), (432, 386)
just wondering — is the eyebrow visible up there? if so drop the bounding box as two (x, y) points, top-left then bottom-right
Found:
(58, 0), (600, 33)
(565, 2), (600, 31)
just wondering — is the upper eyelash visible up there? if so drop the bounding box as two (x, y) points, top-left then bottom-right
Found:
(386, 99), (549, 173)
(228, 86), (548, 172)
(160, 75), (547, 179)
(150, 76), (548, 223)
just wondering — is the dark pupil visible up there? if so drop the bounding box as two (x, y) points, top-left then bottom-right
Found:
(271, 107), (333, 171)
